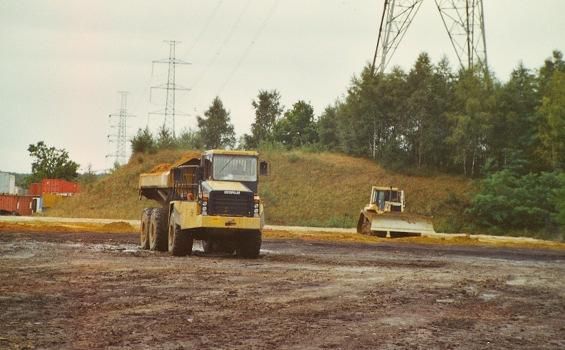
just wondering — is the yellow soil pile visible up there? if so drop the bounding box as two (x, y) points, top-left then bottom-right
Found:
(148, 151), (201, 174)
(150, 163), (173, 173)
(264, 229), (565, 251)
(0, 221), (137, 234)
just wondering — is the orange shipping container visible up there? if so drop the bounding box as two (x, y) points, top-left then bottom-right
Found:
(28, 183), (41, 196)
(40, 179), (80, 194)
(0, 195), (34, 216)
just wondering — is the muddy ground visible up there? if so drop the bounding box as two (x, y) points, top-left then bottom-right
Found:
(0, 232), (564, 349)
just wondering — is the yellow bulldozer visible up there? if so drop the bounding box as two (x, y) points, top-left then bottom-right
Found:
(357, 186), (435, 238)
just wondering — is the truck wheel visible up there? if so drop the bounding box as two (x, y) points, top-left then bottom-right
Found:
(149, 208), (168, 251)
(140, 208), (154, 250)
(168, 215), (193, 256)
(202, 239), (218, 254)
(236, 230), (262, 259)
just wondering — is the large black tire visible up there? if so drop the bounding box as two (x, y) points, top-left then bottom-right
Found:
(149, 208), (168, 251)
(202, 239), (218, 254)
(168, 214), (193, 256)
(140, 208), (154, 250)
(236, 230), (262, 259)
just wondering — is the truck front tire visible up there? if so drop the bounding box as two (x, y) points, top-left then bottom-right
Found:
(236, 230), (262, 259)
(149, 208), (168, 251)
(169, 215), (193, 257)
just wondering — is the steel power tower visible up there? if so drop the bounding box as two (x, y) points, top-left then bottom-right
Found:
(107, 91), (134, 166)
(371, 0), (488, 74)
(149, 40), (191, 137)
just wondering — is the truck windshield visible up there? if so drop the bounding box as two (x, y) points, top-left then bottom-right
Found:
(213, 155), (257, 182)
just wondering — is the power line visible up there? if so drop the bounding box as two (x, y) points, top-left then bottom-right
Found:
(189, 0), (253, 92)
(179, 0), (225, 60)
(107, 91), (135, 165)
(216, 0), (280, 95)
(149, 40), (191, 137)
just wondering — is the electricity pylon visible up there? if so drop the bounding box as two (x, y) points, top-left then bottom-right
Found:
(107, 91), (134, 166)
(149, 40), (191, 137)
(371, 0), (488, 74)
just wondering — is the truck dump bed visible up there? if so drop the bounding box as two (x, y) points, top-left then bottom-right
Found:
(138, 151), (201, 203)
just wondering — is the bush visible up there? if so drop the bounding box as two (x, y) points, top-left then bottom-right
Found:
(131, 127), (156, 154)
(287, 153), (301, 163)
(467, 170), (564, 232)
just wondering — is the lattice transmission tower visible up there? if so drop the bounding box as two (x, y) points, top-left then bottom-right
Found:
(371, 0), (488, 74)
(149, 40), (191, 137)
(107, 91), (134, 166)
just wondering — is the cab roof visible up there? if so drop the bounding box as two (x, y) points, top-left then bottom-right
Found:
(372, 186), (401, 192)
(204, 149), (259, 157)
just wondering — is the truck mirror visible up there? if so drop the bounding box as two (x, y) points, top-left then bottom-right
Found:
(259, 161), (269, 176)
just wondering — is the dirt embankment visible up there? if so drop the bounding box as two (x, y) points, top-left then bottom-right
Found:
(45, 149), (475, 232)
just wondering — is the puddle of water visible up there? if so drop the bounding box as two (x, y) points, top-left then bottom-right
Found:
(478, 292), (499, 301)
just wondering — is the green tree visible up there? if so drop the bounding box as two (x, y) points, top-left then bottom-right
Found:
(197, 97), (236, 149)
(447, 68), (492, 176)
(537, 71), (565, 169)
(538, 50), (565, 97)
(248, 89), (283, 148)
(487, 64), (539, 171)
(27, 141), (79, 183)
(553, 173), (565, 230)
(317, 104), (339, 150)
(156, 126), (177, 150)
(273, 100), (317, 147)
(177, 128), (204, 150)
(130, 127), (156, 154)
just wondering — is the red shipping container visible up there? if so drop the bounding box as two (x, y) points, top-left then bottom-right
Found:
(41, 179), (79, 194)
(28, 183), (41, 196)
(0, 195), (34, 216)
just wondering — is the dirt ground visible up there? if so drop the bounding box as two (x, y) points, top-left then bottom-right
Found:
(0, 232), (564, 349)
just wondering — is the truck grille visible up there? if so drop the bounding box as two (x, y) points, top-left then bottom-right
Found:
(208, 191), (254, 217)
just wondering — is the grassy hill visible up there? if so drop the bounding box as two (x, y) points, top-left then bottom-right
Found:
(47, 149), (475, 232)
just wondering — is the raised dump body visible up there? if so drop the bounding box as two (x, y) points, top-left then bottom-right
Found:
(139, 150), (267, 258)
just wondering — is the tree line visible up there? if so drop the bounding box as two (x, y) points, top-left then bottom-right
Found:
(133, 50), (565, 177)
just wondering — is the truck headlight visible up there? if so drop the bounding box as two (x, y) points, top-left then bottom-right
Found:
(201, 199), (208, 215)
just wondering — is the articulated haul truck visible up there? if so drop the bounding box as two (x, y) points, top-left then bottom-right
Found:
(139, 150), (268, 258)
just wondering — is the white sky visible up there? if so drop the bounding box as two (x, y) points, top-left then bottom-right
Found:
(1, 0), (563, 173)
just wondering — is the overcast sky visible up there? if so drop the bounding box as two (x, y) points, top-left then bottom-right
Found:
(1, 0), (563, 174)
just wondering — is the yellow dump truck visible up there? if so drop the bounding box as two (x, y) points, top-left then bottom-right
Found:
(357, 186), (435, 238)
(139, 150), (268, 258)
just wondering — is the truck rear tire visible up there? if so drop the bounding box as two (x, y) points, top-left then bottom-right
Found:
(169, 216), (193, 257)
(140, 208), (154, 250)
(149, 208), (168, 251)
(236, 230), (262, 259)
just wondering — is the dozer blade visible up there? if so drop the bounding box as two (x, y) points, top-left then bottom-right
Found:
(370, 213), (435, 238)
